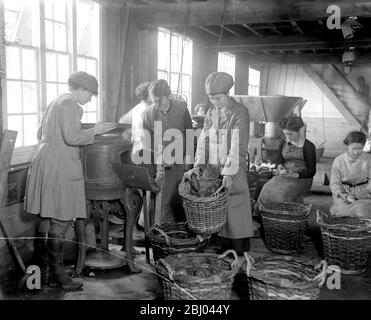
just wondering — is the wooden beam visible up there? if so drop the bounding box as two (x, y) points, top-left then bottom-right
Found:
(290, 20), (304, 35)
(207, 35), (371, 52)
(241, 24), (262, 37)
(198, 26), (219, 37)
(132, 0), (371, 27)
(222, 26), (242, 38)
(239, 51), (371, 65)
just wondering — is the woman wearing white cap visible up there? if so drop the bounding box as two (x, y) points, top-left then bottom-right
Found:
(24, 71), (116, 290)
(185, 72), (253, 254)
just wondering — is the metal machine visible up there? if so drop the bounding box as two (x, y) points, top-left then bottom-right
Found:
(78, 123), (143, 272)
(233, 95), (304, 164)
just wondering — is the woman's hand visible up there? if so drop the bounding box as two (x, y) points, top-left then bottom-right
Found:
(222, 175), (233, 190)
(93, 122), (117, 135)
(338, 192), (355, 204)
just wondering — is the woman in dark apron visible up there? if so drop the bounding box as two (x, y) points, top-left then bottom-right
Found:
(258, 116), (316, 205)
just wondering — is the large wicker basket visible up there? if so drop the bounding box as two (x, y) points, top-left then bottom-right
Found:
(259, 200), (312, 254)
(243, 253), (327, 300)
(316, 210), (371, 274)
(178, 177), (229, 235)
(148, 222), (208, 262)
(155, 250), (239, 300)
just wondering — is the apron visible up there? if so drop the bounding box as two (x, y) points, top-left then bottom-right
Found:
(258, 142), (313, 204)
(330, 183), (371, 218)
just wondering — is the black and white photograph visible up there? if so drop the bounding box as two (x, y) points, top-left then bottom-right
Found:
(0, 0), (371, 307)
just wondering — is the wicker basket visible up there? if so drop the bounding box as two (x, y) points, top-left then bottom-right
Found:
(316, 210), (371, 274)
(178, 177), (229, 235)
(148, 222), (208, 262)
(243, 253), (327, 300)
(259, 200), (312, 254)
(155, 250), (239, 300)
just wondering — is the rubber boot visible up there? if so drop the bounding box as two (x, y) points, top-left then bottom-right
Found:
(48, 234), (83, 291)
(34, 232), (49, 286)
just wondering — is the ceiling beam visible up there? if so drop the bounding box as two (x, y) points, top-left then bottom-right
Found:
(241, 24), (262, 37)
(237, 52), (371, 64)
(132, 0), (371, 27)
(198, 26), (219, 37)
(290, 20), (304, 35)
(207, 35), (371, 52)
(222, 26), (243, 38)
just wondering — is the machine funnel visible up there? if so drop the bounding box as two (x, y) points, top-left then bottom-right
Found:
(232, 95), (303, 122)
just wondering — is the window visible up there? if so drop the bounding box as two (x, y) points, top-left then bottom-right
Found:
(157, 28), (193, 108)
(3, 0), (100, 150)
(248, 66), (260, 96)
(217, 52), (235, 95)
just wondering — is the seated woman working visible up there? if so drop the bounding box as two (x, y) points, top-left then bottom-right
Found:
(330, 131), (371, 218)
(257, 115), (316, 205)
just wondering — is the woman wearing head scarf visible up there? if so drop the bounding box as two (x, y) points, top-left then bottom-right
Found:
(24, 71), (116, 290)
(140, 79), (193, 223)
(185, 72), (253, 255)
(330, 131), (371, 218)
(257, 115), (316, 205)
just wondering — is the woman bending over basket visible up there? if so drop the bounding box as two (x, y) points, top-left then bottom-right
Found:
(257, 115), (316, 206)
(330, 131), (371, 218)
(185, 72), (254, 255)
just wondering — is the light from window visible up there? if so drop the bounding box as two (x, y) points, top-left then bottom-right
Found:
(248, 66), (260, 96)
(217, 52), (235, 96)
(4, 0), (101, 148)
(157, 28), (192, 108)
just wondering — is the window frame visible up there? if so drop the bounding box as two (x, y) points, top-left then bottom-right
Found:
(157, 27), (193, 109)
(217, 51), (236, 96)
(1, 0), (101, 164)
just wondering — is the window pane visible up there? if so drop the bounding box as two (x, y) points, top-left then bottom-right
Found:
(45, 20), (54, 49)
(44, 0), (54, 19)
(86, 59), (97, 76)
(182, 74), (190, 92)
(171, 54), (179, 73)
(77, 0), (100, 57)
(86, 96), (97, 112)
(6, 46), (21, 79)
(158, 71), (168, 82)
(8, 115), (23, 147)
(158, 30), (170, 71)
(23, 82), (38, 113)
(77, 58), (86, 71)
(4, 0), (21, 12)
(7, 81), (22, 114)
(171, 35), (179, 55)
(22, 48), (37, 81)
(46, 53), (57, 82)
(170, 73), (179, 93)
(4, 0), (39, 46)
(23, 115), (38, 146)
(58, 83), (68, 95)
(57, 54), (70, 82)
(54, 23), (67, 52)
(85, 112), (97, 123)
(183, 51), (192, 74)
(47, 83), (58, 105)
(54, 0), (67, 23)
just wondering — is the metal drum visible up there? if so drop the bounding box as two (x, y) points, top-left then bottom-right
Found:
(81, 124), (132, 201)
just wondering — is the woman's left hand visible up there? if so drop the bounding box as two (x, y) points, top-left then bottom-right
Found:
(222, 175), (233, 190)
